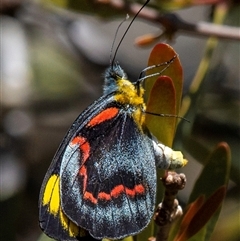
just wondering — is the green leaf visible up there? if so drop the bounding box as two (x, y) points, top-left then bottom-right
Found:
(169, 142), (231, 241)
(146, 43), (183, 116)
(187, 142), (231, 241)
(145, 43), (183, 146)
(187, 186), (226, 241)
(174, 186), (226, 241)
(146, 76), (176, 146)
(188, 142), (231, 203)
(168, 195), (205, 241)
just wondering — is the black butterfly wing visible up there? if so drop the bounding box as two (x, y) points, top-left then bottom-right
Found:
(39, 94), (157, 240)
(60, 102), (157, 240)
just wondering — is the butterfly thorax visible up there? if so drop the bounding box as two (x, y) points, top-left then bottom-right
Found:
(104, 64), (146, 129)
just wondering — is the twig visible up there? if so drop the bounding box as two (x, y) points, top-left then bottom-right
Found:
(99, 0), (240, 41)
(154, 171), (186, 241)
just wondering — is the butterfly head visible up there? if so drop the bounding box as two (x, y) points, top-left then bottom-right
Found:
(103, 63), (128, 95)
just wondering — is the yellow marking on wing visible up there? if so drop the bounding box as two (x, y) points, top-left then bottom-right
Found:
(59, 208), (79, 237)
(43, 174), (84, 237)
(43, 174), (60, 215)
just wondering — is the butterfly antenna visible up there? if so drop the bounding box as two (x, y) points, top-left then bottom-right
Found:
(109, 14), (129, 66)
(110, 0), (150, 68)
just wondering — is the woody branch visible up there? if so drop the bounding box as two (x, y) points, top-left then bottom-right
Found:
(153, 171), (186, 241)
(98, 0), (240, 41)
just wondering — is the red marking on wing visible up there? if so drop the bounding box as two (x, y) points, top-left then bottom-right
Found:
(126, 184), (145, 197)
(87, 107), (119, 127)
(70, 136), (90, 192)
(84, 184), (145, 204)
(71, 136), (90, 163)
(84, 191), (97, 204)
(71, 135), (145, 205)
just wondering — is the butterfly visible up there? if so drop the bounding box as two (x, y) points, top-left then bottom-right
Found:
(39, 1), (187, 240)
(39, 57), (187, 240)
